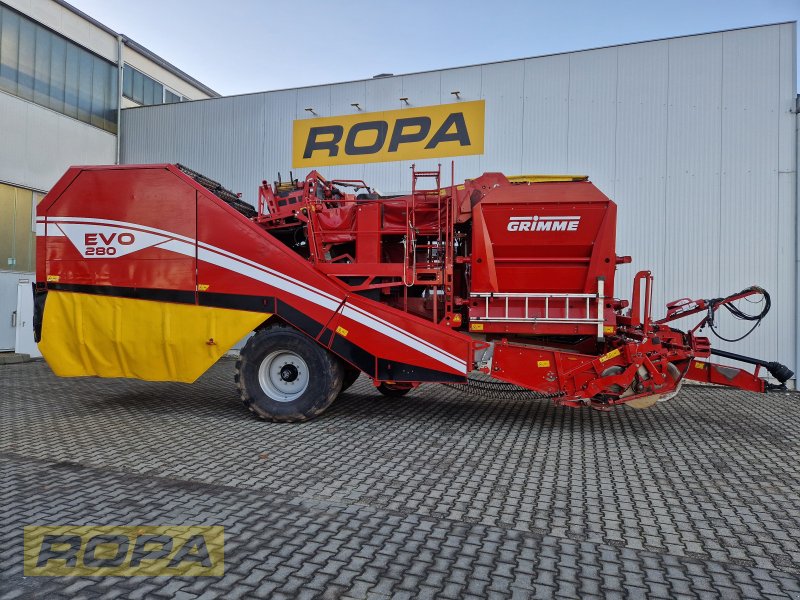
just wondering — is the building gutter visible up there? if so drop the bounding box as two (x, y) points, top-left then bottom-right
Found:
(116, 34), (123, 164)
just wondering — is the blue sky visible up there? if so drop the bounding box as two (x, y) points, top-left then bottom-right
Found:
(68, 0), (799, 96)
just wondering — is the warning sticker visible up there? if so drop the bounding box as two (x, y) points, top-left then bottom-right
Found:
(599, 348), (621, 363)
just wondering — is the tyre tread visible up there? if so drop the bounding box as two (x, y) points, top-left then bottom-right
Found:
(235, 323), (343, 422)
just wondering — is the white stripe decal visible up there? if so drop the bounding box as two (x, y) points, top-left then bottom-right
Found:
(341, 305), (465, 373)
(41, 216), (467, 373)
(197, 247), (342, 312)
(40, 216), (340, 305)
(35, 222), (65, 236)
(343, 302), (466, 368)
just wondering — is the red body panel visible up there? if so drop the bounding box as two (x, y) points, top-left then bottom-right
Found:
(470, 181), (617, 296)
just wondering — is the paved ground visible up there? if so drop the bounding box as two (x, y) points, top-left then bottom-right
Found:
(1, 359), (800, 599)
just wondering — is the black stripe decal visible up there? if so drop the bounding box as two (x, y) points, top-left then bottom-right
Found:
(276, 299), (324, 339)
(331, 334), (376, 378)
(199, 292), (275, 313)
(377, 358), (466, 383)
(48, 283), (195, 304)
(318, 327), (333, 346)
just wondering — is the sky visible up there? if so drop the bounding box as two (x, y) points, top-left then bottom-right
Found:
(66, 0), (800, 96)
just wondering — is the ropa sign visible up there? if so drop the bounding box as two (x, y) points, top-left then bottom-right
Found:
(23, 525), (225, 576)
(292, 100), (485, 167)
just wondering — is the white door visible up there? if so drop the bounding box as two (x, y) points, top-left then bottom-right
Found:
(0, 278), (15, 351)
(15, 280), (41, 357)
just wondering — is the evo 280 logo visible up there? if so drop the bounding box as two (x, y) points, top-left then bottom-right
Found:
(83, 231), (135, 256)
(23, 526), (224, 576)
(292, 100), (485, 168)
(507, 215), (581, 232)
(57, 223), (173, 259)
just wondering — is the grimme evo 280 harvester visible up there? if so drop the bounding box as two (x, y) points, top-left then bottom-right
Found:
(34, 163), (792, 421)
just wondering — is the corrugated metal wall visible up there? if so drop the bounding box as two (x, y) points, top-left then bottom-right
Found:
(121, 23), (798, 374)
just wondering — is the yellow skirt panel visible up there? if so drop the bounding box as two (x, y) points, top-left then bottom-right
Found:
(39, 291), (269, 383)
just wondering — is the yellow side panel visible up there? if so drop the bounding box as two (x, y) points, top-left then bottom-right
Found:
(38, 291), (269, 383)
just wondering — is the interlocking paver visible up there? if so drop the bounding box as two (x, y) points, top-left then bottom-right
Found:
(1, 360), (800, 598)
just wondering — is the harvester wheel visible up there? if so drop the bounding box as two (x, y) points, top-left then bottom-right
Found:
(376, 382), (412, 397)
(340, 368), (361, 393)
(236, 324), (344, 422)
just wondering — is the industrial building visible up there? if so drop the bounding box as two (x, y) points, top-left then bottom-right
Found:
(121, 22), (798, 382)
(0, 0), (217, 356)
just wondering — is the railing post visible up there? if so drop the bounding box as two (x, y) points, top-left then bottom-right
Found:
(597, 277), (605, 341)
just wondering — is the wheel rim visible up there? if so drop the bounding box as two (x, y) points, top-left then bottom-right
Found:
(257, 350), (309, 402)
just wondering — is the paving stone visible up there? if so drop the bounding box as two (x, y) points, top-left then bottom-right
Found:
(1, 361), (800, 599)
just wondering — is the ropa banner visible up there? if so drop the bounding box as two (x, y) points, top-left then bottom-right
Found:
(292, 100), (485, 168)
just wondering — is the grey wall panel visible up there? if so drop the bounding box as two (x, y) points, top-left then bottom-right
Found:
(521, 54), (570, 173)
(480, 60), (525, 174)
(0, 91), (115, 192)
(613, 41), (669, 304)
(778, 23), (798, 375)
(123, 94), (269, 204)
(567, 47), (618, 199)
(120, 23), (797, 373)
(719, 27), (781, 362)
(662, 34), (723, 320)
(263, 89), (298, 191)
(296, 85), (331, 118)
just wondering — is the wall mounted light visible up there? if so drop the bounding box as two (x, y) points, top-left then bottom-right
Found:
(304, 107), (317, 115)
(351, 103), (362, 111)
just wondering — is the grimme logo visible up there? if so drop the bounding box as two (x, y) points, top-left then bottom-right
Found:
(23, 526), (225, 576)
(292, 100), (485, 168)
(507, 215), (581, 232)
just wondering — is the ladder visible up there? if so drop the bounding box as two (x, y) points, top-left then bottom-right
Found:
(404, 164), (455, 325)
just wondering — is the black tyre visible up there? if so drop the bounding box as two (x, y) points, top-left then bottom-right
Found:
(236, 324), (344, 422)
(376, 382), (412, 397)
(340, 368), (361, 393)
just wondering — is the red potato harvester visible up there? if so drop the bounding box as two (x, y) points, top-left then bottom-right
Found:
(33, 163), (793, 421)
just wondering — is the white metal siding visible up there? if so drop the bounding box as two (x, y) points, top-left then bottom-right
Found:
(121, 23), (797, 373)
(0, 91), (116, 192)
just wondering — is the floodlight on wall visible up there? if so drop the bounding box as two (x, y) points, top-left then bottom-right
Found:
(400, 97), (409, 105)
(451, 91), (461, 99)
(304, 107), (317, 115)
(351, 103), (362, 111)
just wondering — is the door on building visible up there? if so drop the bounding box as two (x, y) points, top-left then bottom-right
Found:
(0, 279), (15, 350)
(15, 281), (41, 358)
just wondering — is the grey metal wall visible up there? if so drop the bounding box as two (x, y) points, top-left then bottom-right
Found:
(121, 23), (798, 375)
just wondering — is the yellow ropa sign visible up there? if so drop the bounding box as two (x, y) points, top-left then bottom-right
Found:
(23, 525), (224, 576)
(292, 100), (485, 168)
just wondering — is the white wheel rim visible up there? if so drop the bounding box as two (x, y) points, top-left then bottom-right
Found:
(257, 350), (309, 402)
